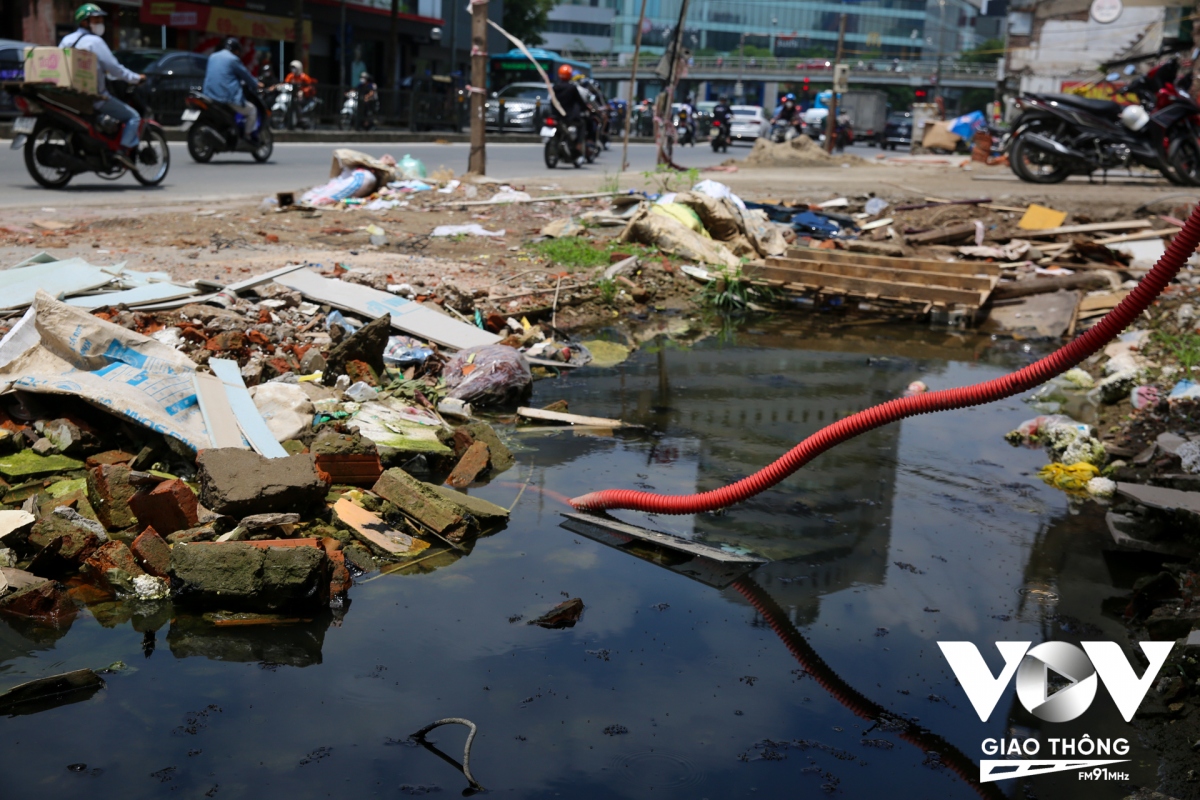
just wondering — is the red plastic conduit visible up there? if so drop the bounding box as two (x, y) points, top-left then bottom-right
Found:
(571, 204), (1200, 514)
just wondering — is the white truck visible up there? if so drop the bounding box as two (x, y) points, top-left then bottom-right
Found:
(838, 90), (889, 146)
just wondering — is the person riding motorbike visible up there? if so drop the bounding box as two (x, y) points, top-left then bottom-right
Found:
(354, 71), (379, 129)
(60, 4), (146, 169)
(711, 94), (732, 145)
(676, 96), (696, 145)
(552, 64), (588, 167)
(772, 93), (798, 126)
(202, 37), (262, 141)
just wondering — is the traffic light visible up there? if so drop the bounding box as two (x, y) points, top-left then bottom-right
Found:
(915, 89), (927, 99)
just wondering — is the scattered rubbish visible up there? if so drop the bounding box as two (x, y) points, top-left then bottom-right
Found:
(431, 224), (506, 238)
(1018, 204), (1068, 231)
(333, 498), (427, 556)
(444, 345), (532, 406)
(410, 718), (482, 792)
(517, 407), (626, 428)
(1038, 462), (1099, 493)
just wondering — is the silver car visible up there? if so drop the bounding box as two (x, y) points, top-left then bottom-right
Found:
(486, 82), (552, 132)
(729, 105), (770, 142)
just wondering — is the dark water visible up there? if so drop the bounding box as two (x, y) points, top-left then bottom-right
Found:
(0, 319), (1158, 799)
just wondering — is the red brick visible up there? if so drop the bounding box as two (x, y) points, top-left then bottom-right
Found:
(328, 548), (351, 596)
(313, 453), (383, 486)
(0, 581), (77, 626)
(128, 478), (199, 535)
(205, 330), (245, 351)
(344, 359), (378, 386)
(239, 538), (320, 550)
(85, 449), (136, 467)
(130, 526), (171, 578)
(446, 441), (490, 489)
(27, 530), (101, 577)
(86, 464), (138, 530)
(83, 541), (145, 588)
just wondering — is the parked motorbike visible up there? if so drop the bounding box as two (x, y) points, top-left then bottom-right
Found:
(1006, 61), (1196, 185)
(710, 118), (731, 152)
(675, 110), (694, 146)
(541, 115), (582, 168)
(183, 90), (273, 164)
(5, 82), (169, 188)
(340, 90), (377, 131)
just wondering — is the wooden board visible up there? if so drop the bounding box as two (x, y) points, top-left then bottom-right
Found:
(208, 358), (288, 458)
(979, 291), (1079, 338)
(192, 372), (248, 450)
(560, 513), (766, 589)
(765, 257), (996, 291)
(747, 264), (988, 307)
(517, 407), (625, 427)
(275, 268), (500, 351)
(332, 497), (427, 556)
(1024, 219), (1151, 238)
(785, 247), (1001, 276)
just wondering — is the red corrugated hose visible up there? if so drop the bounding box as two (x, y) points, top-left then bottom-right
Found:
(570, 204), (1200, 514)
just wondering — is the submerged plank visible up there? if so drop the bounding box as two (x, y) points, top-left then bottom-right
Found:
(517, 407), (626, 427)
(274, 268), (500, 351)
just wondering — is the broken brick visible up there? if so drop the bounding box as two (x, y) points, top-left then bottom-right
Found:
(196, 449), (329, 518)
(86, 464), (139, 531)
(313, 453), (383, 486)
(372, 468), (470, 541)
(128, 478), (199, 535)
(85, 450), (136, 468)
(205, 330), (245, 351)
(327, 548), (351, 596)
(83, 540), (146, 592)
(446, 441), (490, 489)
(130, 526), (171, 578)
(0, 580), (76, 626)
(27, 530), (102, 578)
(344, 359), (378, 386)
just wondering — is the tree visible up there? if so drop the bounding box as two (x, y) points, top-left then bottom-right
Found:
(960, 37), (1003, 64)
(503, 0), (555, 46)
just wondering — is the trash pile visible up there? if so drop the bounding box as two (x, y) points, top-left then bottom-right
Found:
(0, 248), (634, 633)
(732, 135), (867, 169)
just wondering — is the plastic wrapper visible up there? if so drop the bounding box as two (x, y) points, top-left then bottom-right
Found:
(300, 168), (377, 207)
(1038, 462), (1099, 493)
(398, 154), (426, 179)
(248, 381), (314, 442)
(1130, 385), (1161, 410)
(384, 336), (434, 367)
(443, 345), (532, 407)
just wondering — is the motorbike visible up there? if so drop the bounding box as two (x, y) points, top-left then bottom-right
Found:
(541, 115), (582, 168)
(710, 118), (731, 152)
(270, 82), (321, 130)
(1006, 60), (1196, 185)
(769, 118), (800, 143)
(5, 82), (169, 188)
(340, 89), (377, 131)
(182, 90), (273, 164)
(675, 110), (694, 146)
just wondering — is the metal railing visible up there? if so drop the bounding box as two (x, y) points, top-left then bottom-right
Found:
(576, 53), (999, 81)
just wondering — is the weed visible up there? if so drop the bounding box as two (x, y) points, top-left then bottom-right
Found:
(449, 233), (468, 243)
(1154, 330), (1200, 374)
(599, 171), (622, 194)
(529, 237), (649, 271)
(641, 163), (699, 194)
(596, 278), (618, 305)
(699, 270), (776, 312)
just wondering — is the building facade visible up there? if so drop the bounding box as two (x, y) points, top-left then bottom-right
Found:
(543, 0), (616, 55)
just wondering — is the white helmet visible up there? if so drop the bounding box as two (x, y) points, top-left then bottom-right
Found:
(1120, 104), (1149, 132)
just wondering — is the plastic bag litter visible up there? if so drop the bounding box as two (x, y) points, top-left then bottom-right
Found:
(691, 179), (746, 210)
(344, 381), (379, 403)
(1038, 462), (1099, 493)
(864, 197), (889, 216)
(1006, 415), (1086, 446)
(301, 168), (378, 207)
(249, 381), (314, 442)
(1170, 378), (1200, 400)
(1130, 385), (1161, 409)
(384, 336), (433, 367)
(443, 345), (532, 406)
(525, 340), (593, 367)
(741, 209), (788, 257)
(389, 179), (433, 191)
(431, 224), (506, 238)
(326, 309), (362, 332)
(398, 154), (427, 179)
(620, 208), (741, 269)
(490, 189), (533, 204)
(540, 217), (584, 238)
(1178, 440), (1200, 474)
(650, 203), (709, 236)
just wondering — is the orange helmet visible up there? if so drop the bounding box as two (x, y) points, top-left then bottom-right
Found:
(557, 64), (573, 81)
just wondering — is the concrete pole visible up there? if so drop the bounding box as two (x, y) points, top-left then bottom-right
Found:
(621, 0), (649, 172)
(824, 12), (846, 154)
(293, 0), (307, 69)
(467, 0), (488, 175)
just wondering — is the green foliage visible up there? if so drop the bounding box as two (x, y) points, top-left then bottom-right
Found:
(1154, 330), (1200, 374)
(502, 0), (555, 46)
(596, 278), (618, 305)
(960, 38), (1004, 64)
(599, 171), (621, 194)
(699, 271), (776, 312)
(529, 237), (647, 271)
(641, 163), (700, 194)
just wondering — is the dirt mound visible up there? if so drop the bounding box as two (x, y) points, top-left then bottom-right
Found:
(726, 135), (868, 169)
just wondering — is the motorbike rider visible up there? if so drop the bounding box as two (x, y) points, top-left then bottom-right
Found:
(712, 94), (732, 142)
(552, 64), (588, 167)
(772, 92), (798, 128)
(286, 60), (318, 117)
(354, 71), (379, 128)
(60, 4), (146, 169)
(203, 37), (262, 141)
(677, 95), (696, 144)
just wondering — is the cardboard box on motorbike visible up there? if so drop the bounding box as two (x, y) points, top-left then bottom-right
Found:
(22, 47), (98, 96)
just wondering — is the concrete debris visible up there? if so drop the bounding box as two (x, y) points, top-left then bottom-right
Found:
(196, 449), (330, 518)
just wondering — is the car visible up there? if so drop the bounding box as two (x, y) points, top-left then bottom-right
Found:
(485, 82), (551, 132)
(116, 49), (208, 125)
(728, 105), (769, 142)
(0, 39), (35, 120)
(882, 110), (913, 151)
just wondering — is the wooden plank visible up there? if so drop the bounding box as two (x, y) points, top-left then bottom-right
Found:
(1078, 291), (1129, 313)
(561, 513), (765, 564)
(192, 372), (248, 450)
(208, 358), (288, 458)
(332, 498), (427, 556)
(517, 407), (626, 427)
(1025, 219), (1152, 238)
(275, 268), (499, 351)
(765, 257), (996, 291)
(1095, 229), (1175, 246)
(905, 222), (979, 245)
(785, 247), (1001, 276)
(747, 265), (986, 307)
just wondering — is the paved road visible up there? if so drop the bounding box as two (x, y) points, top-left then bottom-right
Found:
(0, 139), (878, 208)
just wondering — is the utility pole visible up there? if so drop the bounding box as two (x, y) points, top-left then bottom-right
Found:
(388, 0), (399, 88)
(656, 0), (693, 166)
(340, 0), (348, 90)
(824, 12), (846, 154)
(736, 32), (745, 104)
(933, 0), (945, 104)
(467, 0), (487, 175)
(621, 0), (649, 172)
(293, 0), (307, 69)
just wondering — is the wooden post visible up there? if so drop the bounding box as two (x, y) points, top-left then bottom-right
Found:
(621, 0), (649, 172)
(293, 0), (307, 72)
(824, 12), (846, 154)
(467, 0), (487, 175)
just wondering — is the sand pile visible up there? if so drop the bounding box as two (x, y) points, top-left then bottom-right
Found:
(728, 135), (868, 169)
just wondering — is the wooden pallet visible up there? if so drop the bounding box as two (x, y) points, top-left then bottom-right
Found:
(749, 250), (997, 310)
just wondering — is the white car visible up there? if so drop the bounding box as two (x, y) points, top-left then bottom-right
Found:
(729, 105), (770, 142)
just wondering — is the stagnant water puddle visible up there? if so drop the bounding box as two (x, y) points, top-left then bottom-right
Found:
(0, 317), (1159, 798)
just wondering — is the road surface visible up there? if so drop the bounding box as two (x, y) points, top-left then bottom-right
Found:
(0, 139), (878, 209)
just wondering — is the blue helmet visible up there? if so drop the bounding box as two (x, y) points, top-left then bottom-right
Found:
(786, 93), (795, 101)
